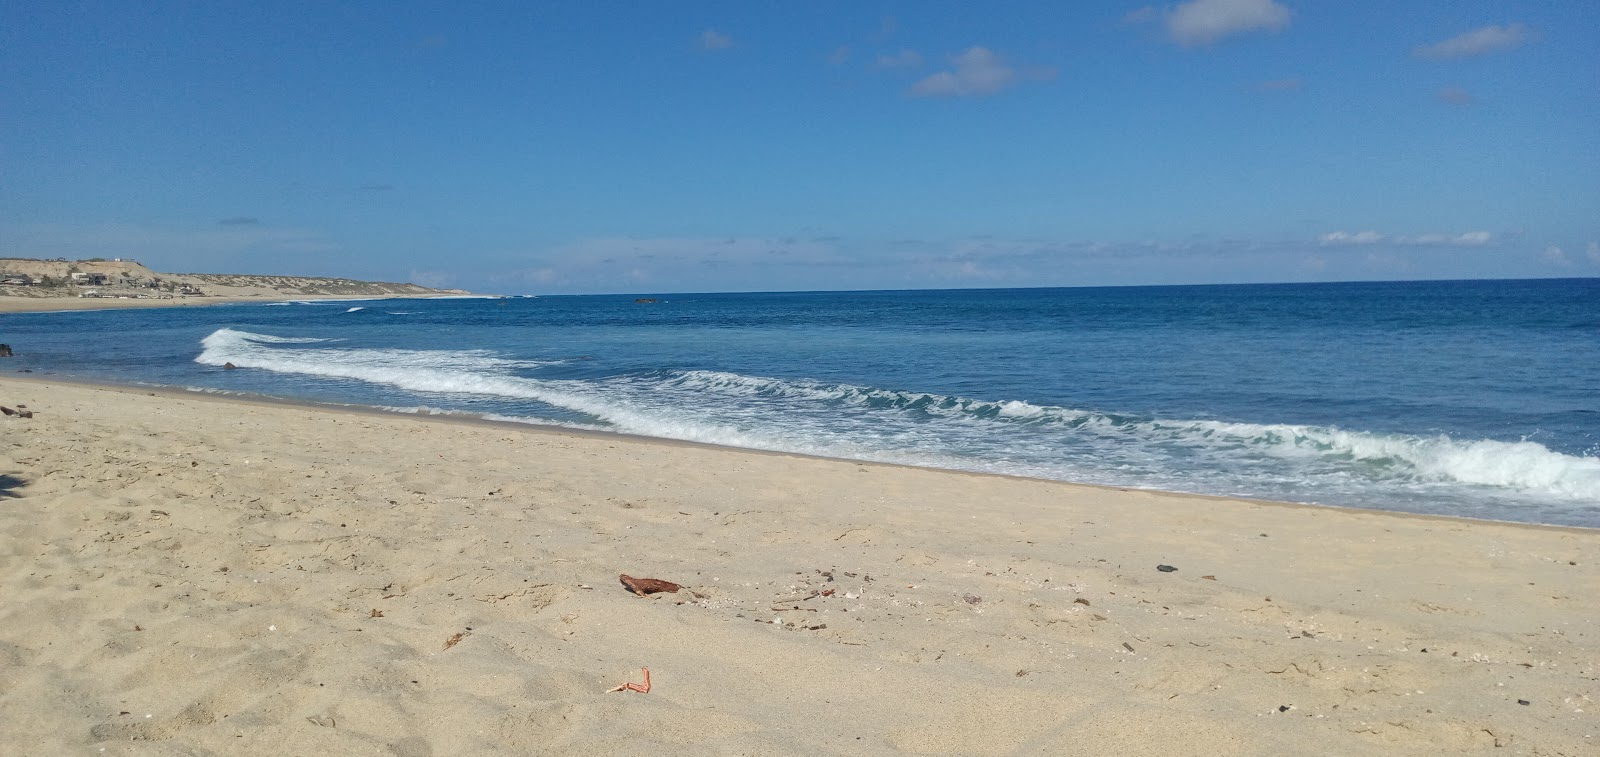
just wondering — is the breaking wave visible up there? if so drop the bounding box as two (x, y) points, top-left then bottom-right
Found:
(196, 328), (1600, 510)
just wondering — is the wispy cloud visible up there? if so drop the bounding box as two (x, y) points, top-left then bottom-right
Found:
(1318, 230), (1384, 246)
(1437, 87), (1474, 106)
(1589, 242), (1600, 266)
(876, 49), (924, 69)
(1542, 246), (1570, 267)
(1415, 24), (1529, 60)
(909, 47), (1051, 98)
(1130, 0), (1292, 47)
(826, 45), (850, 66)
(1318, 230), (1494, 247)
(698, 28), (733, 51)
(217, 217), (259, 226)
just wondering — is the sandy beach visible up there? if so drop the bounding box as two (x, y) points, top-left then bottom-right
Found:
(0, 376), (1595, 755)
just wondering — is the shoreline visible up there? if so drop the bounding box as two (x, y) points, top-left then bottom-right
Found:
(1, 375), (1596, 754)
(6, 372), (1594, 535)
(0, 292), (483, 314)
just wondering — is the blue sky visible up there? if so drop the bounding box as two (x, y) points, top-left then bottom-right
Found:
(2, 1), (1596, 294)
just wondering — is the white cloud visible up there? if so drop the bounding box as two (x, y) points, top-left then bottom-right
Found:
(1164, 0), (1291, 46)
(1415, 24), (1529, 60)
(909, 47), (1016, 98)
(698, 28), (733, 51)
(875, 49), (923, 69)
(1400, 231), (1493, 246)
(1542, 246), (1570, 266)
(1318, 230), (1384, 245)
(1589, 242), (1600, 266)
(1319, 230), (1494, 247)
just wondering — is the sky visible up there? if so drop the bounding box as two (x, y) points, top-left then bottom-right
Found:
(2, 1), (1597, 294)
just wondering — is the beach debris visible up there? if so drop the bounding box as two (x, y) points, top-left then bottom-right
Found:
(619, 574), (682, 596)
(369, 609), (384, 618)
(1123, 642), (1136, 652)
(820, 589), (835, 597)
(1156, 564), (1178, 573)
(1278, 705), (1292, 712)
(1517, 699), (1530, 706)
(1016, 670), (1028, 677)
(0, 405), (31, 418)
(443, 631), (470, 650)
(963, 594), (982, 605)
(608, 667), (652, 693)
(1074, 598), (1091, 606)
(1202, 575), (1217, 581)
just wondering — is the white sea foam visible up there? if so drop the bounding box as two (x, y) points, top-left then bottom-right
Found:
(345, 307), (365, 313)
(194, 329), (1600, 506)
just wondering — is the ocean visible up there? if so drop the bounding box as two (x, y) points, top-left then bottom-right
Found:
(3, 279), (1597, 527)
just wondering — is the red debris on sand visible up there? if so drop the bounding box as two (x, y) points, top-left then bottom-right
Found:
(608, 667), (651, 693)
(619, 574), (682, 596)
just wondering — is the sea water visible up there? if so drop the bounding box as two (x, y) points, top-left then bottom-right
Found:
(3, 279), (1597, 527)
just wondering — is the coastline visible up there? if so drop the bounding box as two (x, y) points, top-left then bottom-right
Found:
(0, 292), (476, 314)
(10, 372), (1594, 536)
(2, 376), (1595, 754)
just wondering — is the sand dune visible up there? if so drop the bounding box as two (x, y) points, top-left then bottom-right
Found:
(1, 377), (1595, 755)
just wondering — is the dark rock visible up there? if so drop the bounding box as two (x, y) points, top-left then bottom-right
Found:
(0, 344), (12, 357)
(223, 362), (237, 370)
(1278, 705), (1291, 712)
(1518, 699), (1530, 706)
(634, 298), (658, 304)
(1157, 564), (1178, 572)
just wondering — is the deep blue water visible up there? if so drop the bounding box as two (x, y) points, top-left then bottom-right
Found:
(4, 279), (1598, 527)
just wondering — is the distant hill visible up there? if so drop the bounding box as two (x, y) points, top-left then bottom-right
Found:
(0, 258), (468, 299)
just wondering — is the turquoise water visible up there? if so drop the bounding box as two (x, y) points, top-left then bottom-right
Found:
(4, 279), (1597, 526)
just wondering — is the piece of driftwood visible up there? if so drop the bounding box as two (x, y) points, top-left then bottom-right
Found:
(618, 574), (681, 596)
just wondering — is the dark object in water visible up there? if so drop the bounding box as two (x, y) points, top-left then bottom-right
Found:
(619, 574), (681, 596)
(223, 362), (237, 369)
(1157, 564), (1178, 573)
(0, 344), (12, 357)
(634, 298), (658, 304)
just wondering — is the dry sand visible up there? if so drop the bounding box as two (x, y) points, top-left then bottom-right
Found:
(1, 377), (1595, 755)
